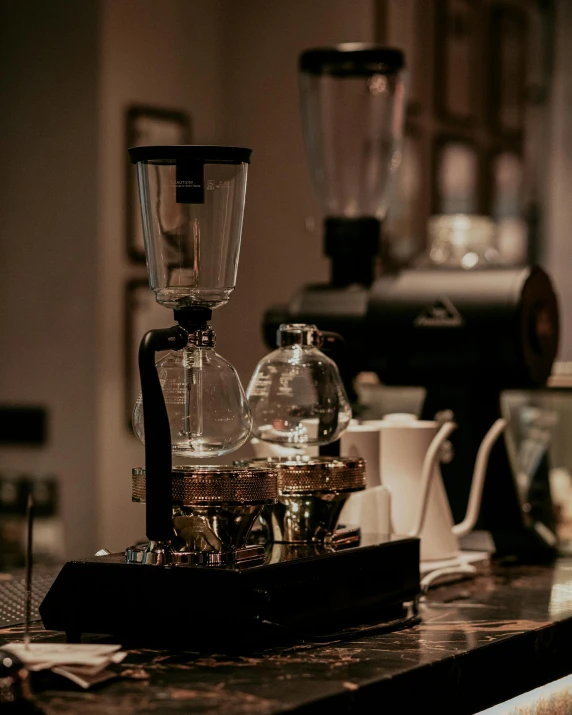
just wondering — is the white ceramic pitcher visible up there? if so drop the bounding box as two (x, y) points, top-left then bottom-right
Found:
(343, 415), (507, 561)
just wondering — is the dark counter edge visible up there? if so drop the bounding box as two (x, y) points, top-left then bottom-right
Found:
(280, 617), (572, 715)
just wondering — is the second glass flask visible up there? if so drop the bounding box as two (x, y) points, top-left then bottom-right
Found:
(247, 324), (351, 446)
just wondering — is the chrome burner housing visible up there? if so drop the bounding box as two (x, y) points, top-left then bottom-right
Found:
(238, 457), (366, 544)
(132, 465), (278, 505)
(125, 543), (266, 566)
(130, 466), (277, 565)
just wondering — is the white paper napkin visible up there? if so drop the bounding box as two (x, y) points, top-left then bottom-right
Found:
(3, 643), (127, 688)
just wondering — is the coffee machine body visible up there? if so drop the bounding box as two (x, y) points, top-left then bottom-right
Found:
(264, 265), (560, 559)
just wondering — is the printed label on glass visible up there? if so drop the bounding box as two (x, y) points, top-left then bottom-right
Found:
(175, 161), (205, 204)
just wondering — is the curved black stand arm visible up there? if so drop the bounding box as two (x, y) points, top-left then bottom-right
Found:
(320, 330), (356, 404)
(139, 326), (188, 542)
(320, 331), (346, 355)
(319, 330), (351, 458)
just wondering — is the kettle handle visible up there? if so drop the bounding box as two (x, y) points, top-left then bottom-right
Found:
(409, 421), (457, 538)
(452, 418), (507, 539)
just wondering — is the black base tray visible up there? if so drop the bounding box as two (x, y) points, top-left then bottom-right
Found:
(39, 536), (420, 649)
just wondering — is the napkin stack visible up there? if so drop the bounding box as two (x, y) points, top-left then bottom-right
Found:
(4, 643), (127, 689)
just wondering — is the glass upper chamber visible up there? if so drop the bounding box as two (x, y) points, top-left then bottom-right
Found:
(246, 324), (352, 446)
(299, 44), (407, 219)
(128, 145), (251, 309)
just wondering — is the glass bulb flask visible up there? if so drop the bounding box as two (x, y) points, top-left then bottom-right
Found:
(133, 324), (252, 458)
(247, 324), (352, 446)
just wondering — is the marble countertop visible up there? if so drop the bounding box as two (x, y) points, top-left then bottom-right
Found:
(4, 559), (572, 714)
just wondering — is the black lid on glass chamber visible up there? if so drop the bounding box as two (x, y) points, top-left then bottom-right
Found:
(128, 145), (252, 164)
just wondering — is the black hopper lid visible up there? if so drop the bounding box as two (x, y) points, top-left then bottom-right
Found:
(300, 43), (405, 77)
(128, 145), (253, 164)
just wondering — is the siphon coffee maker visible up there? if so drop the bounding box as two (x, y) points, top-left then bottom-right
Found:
(40, 144), (420, 647)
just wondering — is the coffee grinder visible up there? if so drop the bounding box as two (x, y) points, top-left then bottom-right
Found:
(40, 145), (420, 646)
(264, 44), (560, 560)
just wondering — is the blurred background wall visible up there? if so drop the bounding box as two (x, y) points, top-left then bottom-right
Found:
(95, 0), (226, 559)
(0, 1), (100, 557)
(0, 0), (571, 555)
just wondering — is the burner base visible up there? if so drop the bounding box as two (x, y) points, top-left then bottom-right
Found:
(40, 535), (420, 648)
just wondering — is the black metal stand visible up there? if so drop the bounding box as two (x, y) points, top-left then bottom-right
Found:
(40, 536), (419, 649)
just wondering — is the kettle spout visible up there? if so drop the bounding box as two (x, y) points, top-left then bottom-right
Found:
(452, 418), (508, 539)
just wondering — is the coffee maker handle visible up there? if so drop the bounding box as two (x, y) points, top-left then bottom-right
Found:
(139, 325), (188, 542)
(452, 418), (508, 539)
(319, 331), (356, 403)
(410, 421), (457, 538)
(317, 330), (354, 457)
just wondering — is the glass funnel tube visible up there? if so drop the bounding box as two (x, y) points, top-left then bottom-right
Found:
(182, 344), (203, 443)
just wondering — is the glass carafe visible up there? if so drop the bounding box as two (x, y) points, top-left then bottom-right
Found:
(247, 324), (352, 446)
(133, 327), (252, 458)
